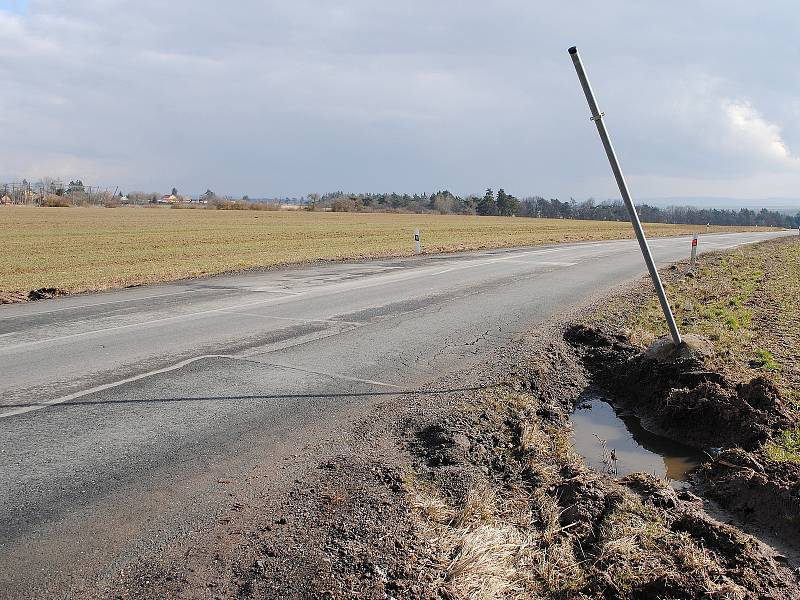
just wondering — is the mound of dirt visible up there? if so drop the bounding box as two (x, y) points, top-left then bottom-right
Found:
(565, 324), (792, 450)
(695, 448), (800, 549)
(28, 287), (68, 301)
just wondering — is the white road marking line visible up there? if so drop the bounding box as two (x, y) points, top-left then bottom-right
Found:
(0, 332), (16, 338)
(0, 292), (309, 354)
(486, 259), (579, 267)
(0, 354), (236, 419)
(0, 353), (400, 419)
(516, 260), (579, 267)
(241, 360), (403, 389)
(428, 248), (565, 275)
(485, 248), (564, 262)
(246, 288), (304, 295)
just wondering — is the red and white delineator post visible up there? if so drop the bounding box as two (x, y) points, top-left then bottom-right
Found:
(690, 234), (698, 269)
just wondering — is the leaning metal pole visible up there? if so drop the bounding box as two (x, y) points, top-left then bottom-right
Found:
(568, 46), (682, 347)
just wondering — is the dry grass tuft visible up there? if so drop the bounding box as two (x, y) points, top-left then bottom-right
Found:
(446, 524), (527, 599)
(456, 484), (502, 527)
(594, 497), (747, 598)
(413, 492), (455, 525)
(519, 421), (549, 454)
(531, 536), (586, 595)
(411, 393), (588, 598)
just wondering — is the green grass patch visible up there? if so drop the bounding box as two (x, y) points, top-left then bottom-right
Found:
(765, 427), (800, 463)
(752, 349), (780, 372)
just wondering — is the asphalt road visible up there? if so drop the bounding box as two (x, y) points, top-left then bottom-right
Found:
(0, 230), (790, 597)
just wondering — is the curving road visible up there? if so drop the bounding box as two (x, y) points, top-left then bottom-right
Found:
(0, 230), (791, 597)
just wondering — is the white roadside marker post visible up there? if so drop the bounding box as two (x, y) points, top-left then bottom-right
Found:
(690, 234), (698, 269)
(414, 228), (421, 255)
(568, 46), (683, 347)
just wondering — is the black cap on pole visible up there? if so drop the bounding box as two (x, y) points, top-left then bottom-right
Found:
(568, 46), (577, 54)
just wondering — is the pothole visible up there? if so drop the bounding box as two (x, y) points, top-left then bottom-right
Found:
(571, 389), (705, 488)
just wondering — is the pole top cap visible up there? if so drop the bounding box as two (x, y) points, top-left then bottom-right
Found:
(568, 46), (578, 55)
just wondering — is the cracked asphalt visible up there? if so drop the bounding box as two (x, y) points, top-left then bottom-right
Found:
(0, 230), (790, 598)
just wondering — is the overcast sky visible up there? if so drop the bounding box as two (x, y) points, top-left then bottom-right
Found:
(1, 1), (799, 202)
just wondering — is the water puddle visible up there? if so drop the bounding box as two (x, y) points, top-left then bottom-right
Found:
(571, 391), (705, 488)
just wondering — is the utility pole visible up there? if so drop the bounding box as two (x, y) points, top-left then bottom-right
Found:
(568, 46), (682, 347)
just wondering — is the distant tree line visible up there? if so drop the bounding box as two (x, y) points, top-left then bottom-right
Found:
(320, 188), (521, 216)
(314, 190), (800, 228)
(516, 197), (799, 228)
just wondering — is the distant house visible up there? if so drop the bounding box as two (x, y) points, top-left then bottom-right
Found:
(160, 194), (179, 203)
(0, 195), (11, 205)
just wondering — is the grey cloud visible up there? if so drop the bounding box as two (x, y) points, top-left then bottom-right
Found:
(1, 1), (799, 199)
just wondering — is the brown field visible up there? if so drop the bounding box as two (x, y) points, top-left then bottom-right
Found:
(0, 205), (776, 296)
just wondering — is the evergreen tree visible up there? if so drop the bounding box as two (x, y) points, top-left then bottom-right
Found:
(67, 180), (84, 194)
(496, 188), (520, 216)
(477, 188), (497, 216)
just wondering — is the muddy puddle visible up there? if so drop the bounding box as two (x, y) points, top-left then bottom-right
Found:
(571, 391), (705, 488)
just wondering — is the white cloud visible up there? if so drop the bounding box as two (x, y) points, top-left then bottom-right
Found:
(722, 100), (798, 165)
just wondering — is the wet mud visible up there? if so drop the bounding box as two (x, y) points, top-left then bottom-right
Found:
(566, 323), (800, 554)
(565, 324), (792, 450)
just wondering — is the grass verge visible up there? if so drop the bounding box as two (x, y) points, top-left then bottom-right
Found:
(597, 237), (799, 461)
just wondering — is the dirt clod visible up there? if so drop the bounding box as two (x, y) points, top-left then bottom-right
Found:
(28, 287), (67, 301)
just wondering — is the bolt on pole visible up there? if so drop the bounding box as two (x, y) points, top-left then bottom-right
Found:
(568, 46), (683, 347)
